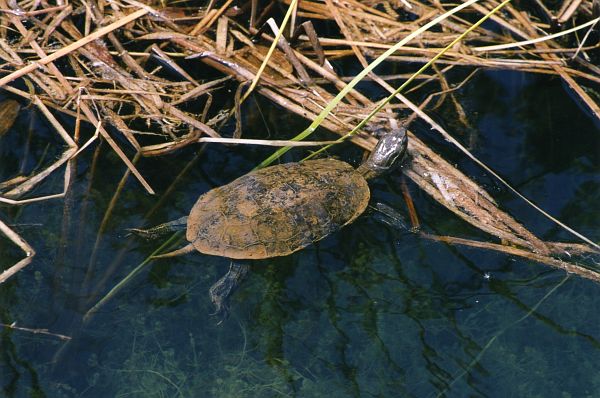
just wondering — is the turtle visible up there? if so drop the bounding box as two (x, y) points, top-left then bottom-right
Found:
(130, 128), (408, 319)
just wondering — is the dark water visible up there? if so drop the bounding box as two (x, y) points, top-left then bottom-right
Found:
(0, 70), (599, 397)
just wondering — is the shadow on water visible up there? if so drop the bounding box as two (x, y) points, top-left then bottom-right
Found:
(0, 71), (599, 397)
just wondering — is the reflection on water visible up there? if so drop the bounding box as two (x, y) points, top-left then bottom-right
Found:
(1, 71), (599, 397)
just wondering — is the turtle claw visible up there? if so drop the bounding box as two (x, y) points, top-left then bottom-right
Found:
(209, 297), (230, 325)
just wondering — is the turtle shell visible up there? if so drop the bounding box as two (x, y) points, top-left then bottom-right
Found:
(187, 158), (370, 259)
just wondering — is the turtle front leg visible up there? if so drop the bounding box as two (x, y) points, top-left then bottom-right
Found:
(371, 203), (408, 231)
(128, 216), (188, 240)
(209, 261), (250, 323)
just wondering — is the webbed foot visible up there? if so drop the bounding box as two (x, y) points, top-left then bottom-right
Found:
(127, 216), (188, 240)
(209, 262), (250, 324)
(372, 202), (410, 231)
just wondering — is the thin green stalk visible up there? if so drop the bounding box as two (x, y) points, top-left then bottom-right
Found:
(255, 0), (481, 169)
(305, 0), (514, 160)
(241, 0), (298, 104)
(83, 231), (184, 322)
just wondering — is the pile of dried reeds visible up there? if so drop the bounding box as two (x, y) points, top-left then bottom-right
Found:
(0, 0), (599, 285)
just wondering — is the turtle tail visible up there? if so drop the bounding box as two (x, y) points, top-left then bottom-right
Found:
(152, 243), (196, 259)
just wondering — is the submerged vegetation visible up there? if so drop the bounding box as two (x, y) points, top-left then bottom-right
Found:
(0, 0), (598, 395)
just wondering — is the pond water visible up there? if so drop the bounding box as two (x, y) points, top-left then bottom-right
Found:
(0, 70), (599, 397)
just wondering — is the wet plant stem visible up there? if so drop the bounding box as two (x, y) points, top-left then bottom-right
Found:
(83, 231), (184, 322)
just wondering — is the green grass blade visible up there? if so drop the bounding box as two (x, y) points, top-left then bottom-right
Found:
(241, 0), (298, 103)
(83, 231), (184, 322)
(305, 0), (514, 160)
(255, 0), (482, 169)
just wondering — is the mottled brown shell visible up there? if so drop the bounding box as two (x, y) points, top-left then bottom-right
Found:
(187, 159), (370, 259)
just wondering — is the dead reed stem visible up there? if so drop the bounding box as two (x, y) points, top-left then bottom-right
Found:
(0, 0), (597, 286)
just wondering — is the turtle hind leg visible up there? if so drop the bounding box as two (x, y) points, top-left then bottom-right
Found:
(128, 216), (188, 240)
(209, 262), (250, 324)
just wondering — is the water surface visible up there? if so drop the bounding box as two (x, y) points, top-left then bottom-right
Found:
(0, 70), (599, 397)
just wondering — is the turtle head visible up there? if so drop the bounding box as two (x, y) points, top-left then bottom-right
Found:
(358, 128), (408, 180)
